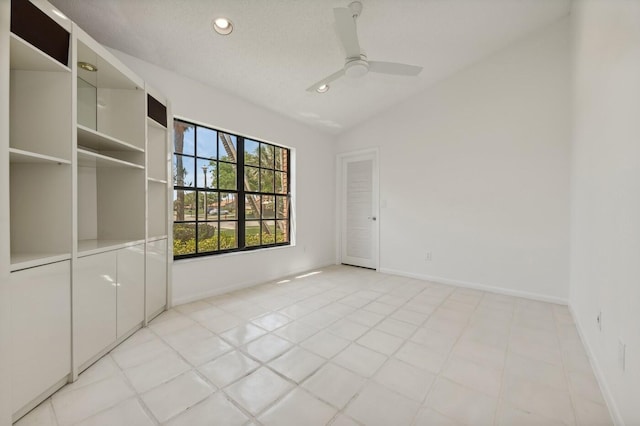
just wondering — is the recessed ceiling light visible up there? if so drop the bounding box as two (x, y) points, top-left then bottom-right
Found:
(213, 17), (233, 35)
(78, 61), (98, 72)
(52, 9), (68, 19)
(316, 84), (329, 93)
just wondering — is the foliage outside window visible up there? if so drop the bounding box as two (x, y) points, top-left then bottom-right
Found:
(173, 119), (291, 258)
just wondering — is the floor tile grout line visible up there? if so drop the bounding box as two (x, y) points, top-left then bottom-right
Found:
(410, 287), (486, 425)
(48, 356), (152, 426)
(326, 279), (480, 424)
(152, 270), (416, 422)
(554, 305), (581, 425)
(136, 310), (262, 424)
(223, 288), (392, 421)
(492, 291), (517, 426)
(214, 274), (427, 423)
(311, 275), (428, 424)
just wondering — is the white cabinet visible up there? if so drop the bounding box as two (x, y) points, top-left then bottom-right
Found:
(117, 245), (144, 337)
(146, 238), (167, 320)
(10, 261), (70, 417)
(75, 251), (117, 367)
(76, 244), (145, 367)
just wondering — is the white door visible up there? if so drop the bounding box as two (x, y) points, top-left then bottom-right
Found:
(116, 244), (145, 338)
(340, 151), (378, 269)
(75, 251), (117, 367)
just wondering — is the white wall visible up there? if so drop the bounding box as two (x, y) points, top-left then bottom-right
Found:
(336, 18), (572, 303)
(111, 50), (336, 305)
(570, 1), (640, 424)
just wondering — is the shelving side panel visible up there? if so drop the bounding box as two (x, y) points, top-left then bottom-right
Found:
(148, 181), (168, 239)
(1, 2), (12, 424)
(10, 70), (71, 160)
(97, 88), (145, 150)
(147, 123), (167, 182)
(96, 167), (145, 241)
(10, 163), (71, 258)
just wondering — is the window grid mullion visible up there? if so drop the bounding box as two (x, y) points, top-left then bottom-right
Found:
(237, 137), (246, 249)
(173, 120), (289, 258)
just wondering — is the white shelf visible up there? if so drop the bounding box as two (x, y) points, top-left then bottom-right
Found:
(147, 177), (168, 184)
(10, 34), (70, 73)
(77, 125), (144, 153)
(147, 235), (168, 243)
(147, 116), (167, 130)
(9, 148), (71, 165)
(78, 239), (145, 257)
(10, 253), (71, 272)
(77, 148), (144, 169)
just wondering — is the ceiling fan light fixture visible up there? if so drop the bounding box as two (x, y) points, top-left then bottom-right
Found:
(213, 17), (233, 35)
(316, 84), (330, 93)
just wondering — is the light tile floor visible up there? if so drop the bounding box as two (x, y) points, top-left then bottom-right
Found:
(16, 265), (613, 425)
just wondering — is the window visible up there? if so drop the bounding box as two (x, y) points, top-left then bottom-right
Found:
(172, 119), (291, 258)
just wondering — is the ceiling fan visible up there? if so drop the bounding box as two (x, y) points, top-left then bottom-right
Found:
(307, 1), (423, 93)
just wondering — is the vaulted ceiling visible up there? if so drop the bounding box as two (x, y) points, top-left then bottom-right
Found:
(49, 0), (571, 134)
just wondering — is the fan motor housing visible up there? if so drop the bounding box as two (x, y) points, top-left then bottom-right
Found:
(345, 58), (369, 78)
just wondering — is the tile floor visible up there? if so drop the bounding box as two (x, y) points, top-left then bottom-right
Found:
(17, 265), (613, 425)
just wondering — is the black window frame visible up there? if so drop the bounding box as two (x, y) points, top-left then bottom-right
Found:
(172, 118), (291, 259)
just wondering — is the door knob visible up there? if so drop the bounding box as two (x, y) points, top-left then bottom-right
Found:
(368, 216), (377, 221)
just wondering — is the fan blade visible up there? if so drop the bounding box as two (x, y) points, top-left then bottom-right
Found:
(333, 7), (361, 59)
(306, 69), (346, 92)
(369, 61), (423, 76)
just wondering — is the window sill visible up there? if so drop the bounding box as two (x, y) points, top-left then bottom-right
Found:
(173, 243), (296, 264)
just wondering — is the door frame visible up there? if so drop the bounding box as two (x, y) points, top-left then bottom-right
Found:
(336, 148), (380, 271)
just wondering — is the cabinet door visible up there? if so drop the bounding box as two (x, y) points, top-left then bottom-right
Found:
(10, 261), (71, 414)
(117, 244), (144, 338)
(75, 252), (117, 366)
(146, 238), (167, 320)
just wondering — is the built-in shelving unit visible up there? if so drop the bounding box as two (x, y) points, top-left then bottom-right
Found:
(2, 1), (171, 421)
(5, 0), (74, 420)
(145, 89), (170, 321)
(76, 27), (146, 257)
(147, 112), (169, 239)
(8, 6), (72, 272)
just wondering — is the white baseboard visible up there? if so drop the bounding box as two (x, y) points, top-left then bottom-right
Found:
(378, 268), (569, 305)
(568, 305), (624, 426)
(172, 261), (336, 306)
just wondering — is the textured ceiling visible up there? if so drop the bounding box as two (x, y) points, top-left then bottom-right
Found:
(48, 0), (571, 134)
